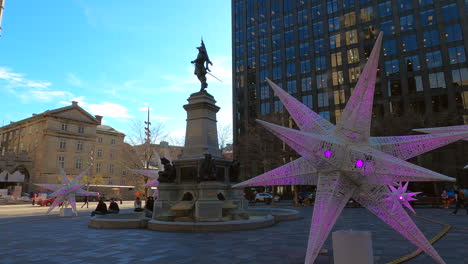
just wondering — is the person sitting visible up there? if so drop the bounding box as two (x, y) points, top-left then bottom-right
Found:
(108, 198), (120, 214)
(91, 199), (107, 217)
(134, 197), (143, 212)
(441, 190), (449, 209)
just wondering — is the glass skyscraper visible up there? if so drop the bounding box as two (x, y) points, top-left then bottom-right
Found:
(232, 0), (468, 190)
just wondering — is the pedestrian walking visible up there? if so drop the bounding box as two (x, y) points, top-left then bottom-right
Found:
(452, 185), (467, 215)
(81, 196), (89, 208)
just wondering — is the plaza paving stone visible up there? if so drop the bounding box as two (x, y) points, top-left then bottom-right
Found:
(0, 205), (467, 264)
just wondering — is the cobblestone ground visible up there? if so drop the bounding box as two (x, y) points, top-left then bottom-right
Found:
(0, 205), (466, 264)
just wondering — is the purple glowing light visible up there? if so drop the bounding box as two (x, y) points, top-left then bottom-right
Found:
(355, 160), (364, 168)
(399, 196), (404, 200)
(324, 150), (333, 158)
(62, 190), (67, 193)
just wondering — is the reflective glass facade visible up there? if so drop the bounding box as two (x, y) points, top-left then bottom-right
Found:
(233, 0), (468, 186)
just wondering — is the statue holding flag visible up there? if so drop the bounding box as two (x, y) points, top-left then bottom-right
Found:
(191, 39), (213, 92)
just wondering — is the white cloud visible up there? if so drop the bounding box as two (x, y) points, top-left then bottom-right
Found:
(65, 73), (84, 87)
(0, 67), (52, 89)
(20, 90), (74, 103)
(86, 102), (134, 118)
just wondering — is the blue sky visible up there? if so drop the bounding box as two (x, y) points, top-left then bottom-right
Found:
(0, 0), (232, 145)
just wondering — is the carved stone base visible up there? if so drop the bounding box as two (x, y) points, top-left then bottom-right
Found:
(195, 201), (224, 222)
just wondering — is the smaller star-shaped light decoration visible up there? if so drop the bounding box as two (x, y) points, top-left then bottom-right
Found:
(386, 182), (420, 214)
(131, 150), (163, 198)
(35, 167), (98, 215)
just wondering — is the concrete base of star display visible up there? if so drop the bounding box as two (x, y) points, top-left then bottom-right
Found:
(88, 213), (151, 229)
(59, 208), (73, 217)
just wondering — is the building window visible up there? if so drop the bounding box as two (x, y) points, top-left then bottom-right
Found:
(423, 29), (440, 47)
(432, 95), (448, 112)
(334, 90), (346, 105)
(345, 30), (358, 45)
(381, 21), (395, 36)
(383, 40), (397, 56)
(235, 31), (243, 43)
(247, 26), (255, 40)
(58, 156), (65, 168)
(378, 1), (392, 17)
(260, 69), (268, 82)
(315, 56), (326, 71)
(75, 158), (82, 169)
(287, 80), (297, 93)
(452, 68), (468, 87)
(385, 60), (400, 76)
(344, 12), (356, 27)
(426, 50), (442, 68)
(442, 3), (459, 22)
(401, 35), (417, 52)
(98, 137), (103, 143)
(298, 26), (308, 41)
(330, 34), (342, 49)
(388, 80), (402, 96)
(332, 71), (344, 86)
(96, 163), (101, 173)
(301, 77), (312, 91)
(259, 22), (267, 35)
(360, 7), (374, 23)
(261, 103), (270, 115)
(313, 22), (324, 37)
(317, 73), (328, 89)
(318, 93), (329, 107)
(274, 101), (283, 113)
(286, 63), (296, 77)
(61, 123), (68, 131)
(408, 76), (424, 94)
(272, 50), (281, 63)
(314, 39), (325, 53)
(420, 10), (436, 27)
(398, 0), (412, 12)
(286, 46), (295, 60)
(347, 48), (359, 64)
(76, 140), (83, 151)
(111, 138), (116, 145)
(298, 9), (308, 25)
(59, 139), (66, 149)
(260, 85), (270, 99)
(272, 34), (281, 48)
(319, 111), (330, 121)
(311, 5), (322, 19)
(327, 0), (338, 14)
(331, 52), (342, 67)
(285, 30), (294, 45)
(343, 0), (355, 9)
(429, 72), (446, 89)
(109, 164), (114, 174)
(78, 126), (84, 133)
(300, 60), (311, 74)
(273, 66), (282, 80)
(448, 46), (466, 64)
(328, 17), (340, 32)
(259, 38), (267, 53)
(284, 0), (293, 12)
(260, 54), (268, 67)
(97, 149), (102, 157)
(271, 18), (280, 32)
(299, 43), (310, 57)
(445, 24), (462, 42)
(248, 41), (256, 55)
(302, 95), (313, 108)
(419, 0), (433, 7)
(400, 15), (414, 32)
(405, 55), (421, 72)
(349, 66), (361, 82)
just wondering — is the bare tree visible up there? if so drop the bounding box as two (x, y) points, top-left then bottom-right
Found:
(218, 124), (233, 150)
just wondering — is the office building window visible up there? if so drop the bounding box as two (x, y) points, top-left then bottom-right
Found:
(298, 26), (308, 41)
(360, 7), (374, 23)
(302, 77), (312, 91)
(442, 3), (459, 22)
(318, 93), (329, 107)
(448, 46), (466, 64)
(271, 18), (280, 32)
(331, 52), (342, 67)
(287, 80), (297, 93)
(260, 69), (268, 82)
(334, 90), (346, 105)
(400, 15), (414, 32)
(452, 68), (468, 87)
(347, 48), (359, 64)
(327, 0), (338, 14)
(364, 26), (377, 40)
(315, 56), (326, 71)
(383, 40), (397, 56)
(259, 38), (268, 53)
(298, 9), (308, 24)
(247, 26), (255, 40)
(302, 95), (313, 108)
(408, 76), (424, 93)
(284, 14), (293, 28)
(272, 50), (281, 63)
(299, 43), (310, 57)
(398, 0), (412, 12)
(344, 12), (356, 27)
(345, 30), (358, 45)
(419, 0), (433, 7)
(235, 31), (244, 43)
(423, 29), (440, 47)
(285, 30), (294, 45)
(328, 17), (340, 32)
(286, 63), (296, 77)
(260, 85), (270, 99)
(273, 66), (282, 80)
(272, 34), (281, 48)
(314, 39), (325, 53)
(445, 24), (462, 42)
(405, 55), (421, 72)
(330, 34), (342, 49)
(274, 101), (284, 113)
(260, 54), (269, 67)
(420, 9), (436, 27)
(259, 22), (267, 35)
(349, 66), (361, 82)
(319, 111), (330, 121)
(426, 50), (442, 68)
(332, 71), (344, 86)
(385, 59), (400, 76)
(381, 21), (395, 36)
(378, 1), (392, 17)
(429, 72), (446, 88)
(313, 22), (324, 37)
(343, 0), (355, 9)
(261, 103), (270, 115)
(401, 35), (417, 52)
(284, 0), (293, 12)
(286, 46), (295, 60)
(317, 73), (328, 89)
(311, 5), (322, 19)
(248, 41), (256, 55)
(300, 60), (311, 74)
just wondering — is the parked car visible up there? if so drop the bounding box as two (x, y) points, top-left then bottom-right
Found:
(298, 192), (314, 202)
(37, 198), (63, 207)
(255, 193), (280, 202)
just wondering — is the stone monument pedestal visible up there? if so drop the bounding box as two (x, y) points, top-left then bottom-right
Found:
(60, 208), (73, 217)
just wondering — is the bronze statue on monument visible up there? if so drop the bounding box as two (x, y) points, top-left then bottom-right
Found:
(191, 39), (222, 92)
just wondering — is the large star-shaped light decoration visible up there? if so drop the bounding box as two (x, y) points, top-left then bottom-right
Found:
(131, 149), (162, 198)
(386, 182), (420, 214)
(35, 167), (98, 216)
(234, 33), (468, 264)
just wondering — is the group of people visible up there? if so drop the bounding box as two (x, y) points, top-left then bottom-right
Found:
(133, 196), (155, 213)
(90, 198), (120, 217)
(441, 185), (467, 215)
